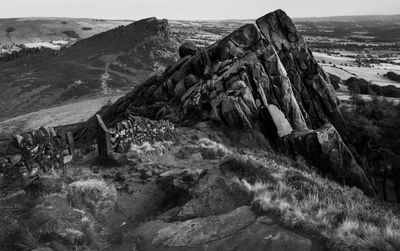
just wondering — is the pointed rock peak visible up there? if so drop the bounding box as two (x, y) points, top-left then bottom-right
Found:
(256, 9), (305, 51)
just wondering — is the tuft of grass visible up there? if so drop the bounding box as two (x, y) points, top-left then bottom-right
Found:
(125, 141), (173, 163)
(222, 153), (400, 251)
(175, 138), (232, 160)
(67, 179), (117, 219)
(197, 138), (232, 159)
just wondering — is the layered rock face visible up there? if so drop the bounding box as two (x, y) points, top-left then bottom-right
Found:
(76, 10), (375, 196)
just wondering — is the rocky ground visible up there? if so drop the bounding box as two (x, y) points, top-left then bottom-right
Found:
(0, 125), (328, 251)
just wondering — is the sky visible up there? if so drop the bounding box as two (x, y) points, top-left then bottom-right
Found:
(2, 0), (400, 20)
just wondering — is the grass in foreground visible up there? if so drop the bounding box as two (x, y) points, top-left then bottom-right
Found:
(220, 151), (400, 251)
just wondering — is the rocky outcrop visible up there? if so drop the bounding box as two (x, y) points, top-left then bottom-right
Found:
(284, 124), (376, 196)
(131, 159), (319, 250)
(75, 10), (374, 195)
(328, 73), (341, 90)
(157, 167), (252, 221)
(179, 41), (199, 58)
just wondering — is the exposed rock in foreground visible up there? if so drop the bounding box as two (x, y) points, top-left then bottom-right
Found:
(133, 206), (314, 251)
(76, 10), (375, 196)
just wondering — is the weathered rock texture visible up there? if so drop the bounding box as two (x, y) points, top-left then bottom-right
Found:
(76, 10), (374, 195)
(0, 127), (74, 189)
(134, 172), (318, 251)
(133, 207), (314, 251)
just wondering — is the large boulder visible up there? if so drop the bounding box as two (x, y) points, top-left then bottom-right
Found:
(179, 41), (199, 58)
(328, 73), (341, 90)
(75, 10), (374, 196)
(157, 167), (252, 221)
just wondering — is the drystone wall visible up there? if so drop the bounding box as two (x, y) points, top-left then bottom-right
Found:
(109, 115), (175, 153)
(0, 127), (74, 189)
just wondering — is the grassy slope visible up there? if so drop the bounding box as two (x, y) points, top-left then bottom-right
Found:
(0, 94), (123, 136)
(223, 149), (400, 251)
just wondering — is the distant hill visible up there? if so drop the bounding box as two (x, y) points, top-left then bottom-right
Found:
(0, 17), (132, 51)
(0, 17), (179, 121)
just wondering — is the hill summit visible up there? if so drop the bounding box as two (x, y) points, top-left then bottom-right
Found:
(76, 9), (375, 196)
(0, 17), (179, 121)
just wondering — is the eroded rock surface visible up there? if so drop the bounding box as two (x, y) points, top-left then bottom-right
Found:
(132, 206), (314, 251)
(76, 9), (374, 195)
(284, 124), (376, 196)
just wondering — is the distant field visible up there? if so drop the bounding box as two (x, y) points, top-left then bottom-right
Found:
(315, 52), (400, 86)
(323, 64), (400, 86)
(0, 17), (132, 50)
(314, 52), (357, 66)
(337, 93), (400, 105)
(0, 94), (123, 135)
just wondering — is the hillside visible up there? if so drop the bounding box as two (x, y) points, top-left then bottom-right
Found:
(0, 17), (179, 121)
(0, 94), (122, 137)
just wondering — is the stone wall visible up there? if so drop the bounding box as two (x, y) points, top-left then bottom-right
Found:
(0, 127), (74, 189)
(109, 115), (175, 153)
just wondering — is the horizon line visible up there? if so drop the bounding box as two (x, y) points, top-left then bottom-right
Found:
(1, 12), (400, 21)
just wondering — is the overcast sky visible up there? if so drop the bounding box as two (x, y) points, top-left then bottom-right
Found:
(2, 0), (400, 20)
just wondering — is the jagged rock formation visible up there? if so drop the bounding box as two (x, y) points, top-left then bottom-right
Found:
(76, 10), (375, 196)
